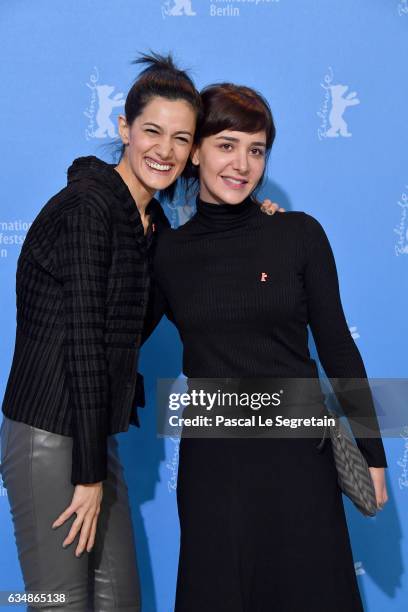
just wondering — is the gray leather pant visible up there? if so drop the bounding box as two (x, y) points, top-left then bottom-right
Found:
(0, 417), (140, 611)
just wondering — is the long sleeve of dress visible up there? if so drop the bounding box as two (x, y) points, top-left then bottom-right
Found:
(302, 213), (387, 468)
(141, 264), (175, 345)
(59, 203), (111, 485)
(141, 279), (168, 345)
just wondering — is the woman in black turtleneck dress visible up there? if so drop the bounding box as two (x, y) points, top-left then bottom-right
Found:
(152, 84), (388, 611)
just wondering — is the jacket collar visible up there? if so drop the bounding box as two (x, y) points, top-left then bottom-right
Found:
(67, 156), (163, 249)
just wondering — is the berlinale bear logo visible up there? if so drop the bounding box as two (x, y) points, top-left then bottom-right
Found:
(162, 0), (196, 18)
(94, 85), (125, 139)
(326, 84), (360, 138)
(317, 68), (360, 140)
(84, 67), (125, 140)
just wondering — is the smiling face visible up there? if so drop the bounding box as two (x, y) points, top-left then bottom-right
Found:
(118, 96), (196, 197)
(191, 129), (267, 205)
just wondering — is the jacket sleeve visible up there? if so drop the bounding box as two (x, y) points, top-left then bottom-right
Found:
(59, 203), (111, 485)
(302, 213), (387, 468)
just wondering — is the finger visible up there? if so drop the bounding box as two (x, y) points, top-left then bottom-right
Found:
(260, 200), (277, 212)
(52, 506), (76, 529)
(278, 207), (286, 212)
(75, 515), (93, 557)
(86, 515), (99, 553)
(63, 514), (83, 548)
(261, 205), (277, 216)
(377, 496), (387, 510)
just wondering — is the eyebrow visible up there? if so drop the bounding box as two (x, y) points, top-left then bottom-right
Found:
(215, 135), (266, 147)
(143, 122), (193, 136)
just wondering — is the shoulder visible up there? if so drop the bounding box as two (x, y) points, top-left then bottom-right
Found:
(257, 209), (314, 234)
(272, 210), (307, 224)
(298, 212), (331, 244)
(26, 182), (110, 237)
(265, 209), (320, 227)
(50, 181), (112, 231)
(259, 210), (332, 252)
(269, 210), (328, 238)
(298, 211), (325, 229)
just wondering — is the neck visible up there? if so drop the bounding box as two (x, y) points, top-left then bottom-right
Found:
(115, 156), (155, 214)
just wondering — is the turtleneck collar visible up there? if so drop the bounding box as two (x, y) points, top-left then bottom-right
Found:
(195, 194), (259, 229)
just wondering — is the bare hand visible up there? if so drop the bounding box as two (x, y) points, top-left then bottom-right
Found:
(52, 482), (103, 556)
(260, 198), (286, 215)
(368, 467), (388, 511)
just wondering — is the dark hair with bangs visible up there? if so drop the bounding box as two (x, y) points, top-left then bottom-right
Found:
(119, 51), (202, 201)
(184, 82), (276, 196)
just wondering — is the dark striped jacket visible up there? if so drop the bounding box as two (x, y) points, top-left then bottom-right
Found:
(2, 156), (170, 485)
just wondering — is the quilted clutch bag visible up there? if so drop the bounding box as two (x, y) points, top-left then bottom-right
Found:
(316, 409), (377, 517)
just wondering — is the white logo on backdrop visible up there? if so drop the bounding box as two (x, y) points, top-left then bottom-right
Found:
(162, 0), (280, 19)
(0, 220), (31, 260)
(394, 186), (408, 256)
(166, 437), (180, 492)
(210, 0), (280, 18)
(317, 67), (360, 140)
(349, 324), (360, 341)
(354, 561), (365, 576)
(162, 0), (196, 18)
(398, 426), (408, 489)
(84, 67), (125, 140)
(398, 0), (408, 16)
(0, 480), (7, 498)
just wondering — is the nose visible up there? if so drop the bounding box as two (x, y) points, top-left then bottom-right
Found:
(155, 136), (173, 160)
(232, 149), (249, 174)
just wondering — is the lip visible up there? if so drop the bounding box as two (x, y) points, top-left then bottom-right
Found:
(144, 156), (175, 174)
(221, 176), (249, 189)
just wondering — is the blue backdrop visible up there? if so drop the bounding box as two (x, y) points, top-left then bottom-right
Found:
(0, 1), (407, 610)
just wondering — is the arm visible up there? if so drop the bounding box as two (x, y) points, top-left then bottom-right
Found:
(59, 204), (111, 485)
(302, 213), (387, 468)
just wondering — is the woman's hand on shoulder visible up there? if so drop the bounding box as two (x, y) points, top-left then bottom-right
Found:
(369, 467), (388, 511)
(52, 482), (103, 556)
(259, 198), (286, 215)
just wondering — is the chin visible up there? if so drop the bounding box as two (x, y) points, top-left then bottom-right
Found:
(220, 190), (251, 205)
(141, 172), (176, 192)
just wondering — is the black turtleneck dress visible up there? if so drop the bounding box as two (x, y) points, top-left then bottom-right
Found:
(152, 197), (387, 612)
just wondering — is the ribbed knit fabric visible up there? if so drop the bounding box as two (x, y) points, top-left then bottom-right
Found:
(2, 156), (169, 484)
(153, 196), (387, 467)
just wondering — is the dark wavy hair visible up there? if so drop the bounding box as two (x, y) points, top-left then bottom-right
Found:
(117, 51), (202, 202)
(183, 82), (276, 199)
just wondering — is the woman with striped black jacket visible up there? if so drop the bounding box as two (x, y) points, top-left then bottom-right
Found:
(0, 53), (200, 612)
